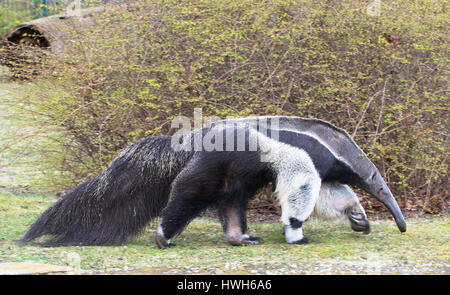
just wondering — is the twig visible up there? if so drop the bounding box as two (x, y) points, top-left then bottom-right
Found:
(352, 88), (383, 138)
(370, 78), (389, 152)
(151, 120), (172, 136)
(278, 77), (294, 114)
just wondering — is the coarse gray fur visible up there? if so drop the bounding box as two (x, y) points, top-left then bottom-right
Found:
(253, 128), (322, 243)
(158, 127), (321, 245)
(314, 182), (370, 234)
(209, 116), (406, 233)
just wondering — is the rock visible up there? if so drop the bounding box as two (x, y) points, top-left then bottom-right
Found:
(0, 262), (73, 275)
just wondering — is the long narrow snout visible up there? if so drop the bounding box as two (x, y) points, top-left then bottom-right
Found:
(366, 173), (407, 232)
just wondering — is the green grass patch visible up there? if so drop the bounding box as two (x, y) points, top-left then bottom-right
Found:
(0, 66), (71, 191)
(0, 192), (448, 274)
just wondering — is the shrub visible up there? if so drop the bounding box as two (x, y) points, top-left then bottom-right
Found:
(17, 0), (449, 213)
(0, 8), (31, 37)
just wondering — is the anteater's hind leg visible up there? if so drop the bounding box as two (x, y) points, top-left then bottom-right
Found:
(217, 190), (260, 246)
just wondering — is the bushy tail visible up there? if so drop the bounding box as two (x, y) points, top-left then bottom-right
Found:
(20, 136), (191, 246)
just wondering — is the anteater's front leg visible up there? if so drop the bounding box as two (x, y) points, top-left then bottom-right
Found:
(155, 195), (210, 249)
(276, 172), (321, 244)
(155, 164), (222, 249)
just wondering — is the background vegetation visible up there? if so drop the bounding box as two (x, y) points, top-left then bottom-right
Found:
(0, 0), (120, 36)
(0, 7), (30, 37)
(1, 0), (448, 216)
(1, 0), (60, 36)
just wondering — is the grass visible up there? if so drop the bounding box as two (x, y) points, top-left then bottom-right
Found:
(0, 66), (448, 274)
(0, 66), (70, 191)
(0, 191), (448, 274)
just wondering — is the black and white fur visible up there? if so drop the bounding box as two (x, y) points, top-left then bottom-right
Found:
(313, 183), (370, 234)
(21, 136), (192, 246)
(21, 121), (372, 248)
(211, 116), (406, 233)
(155, 126), (326, 247)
